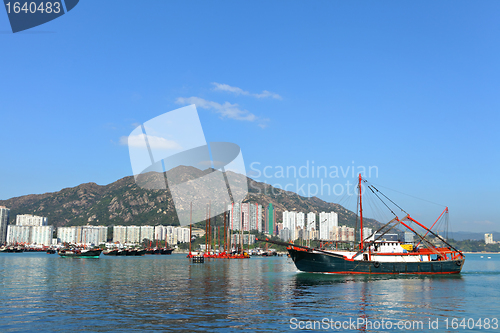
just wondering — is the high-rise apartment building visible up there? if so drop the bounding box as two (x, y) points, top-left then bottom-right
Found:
(16, 214), (48, 226)
(485, 233), (494, 244)
(249, 203), (263, 232)
(265, 203), (275, 235)
(228, 202), (262, 232)
(296, 212), (305, 230)
(140, 225), (154, 242)
(6, 225), (31, 244)
(283, 211), (298, 240)
(57, 226), (107, 245)
(319, 211), (338, 240)
(113, 226), (127, 243)
(306, 212), (316, 232)
(0, 206), (9, 244)
(58, 227), (77, 244)
(241, 203), (250, 231)
(127, 226), (141, 243)
(30, 226), (54, 246)
(228, 203), (241, 231)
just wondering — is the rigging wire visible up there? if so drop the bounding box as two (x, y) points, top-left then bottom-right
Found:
(367, 185), (398, 218)
(369, 184), (408, 216)
(365, 189), (390, 227)
(366, 184), (435, 251)
(367, 182), (446, 207)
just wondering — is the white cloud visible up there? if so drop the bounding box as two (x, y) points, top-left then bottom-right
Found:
(120, 134), (182, 150)
(212, 82), (282, 100)
(211, 83), (246, 95)
(176, 97), (265, 124)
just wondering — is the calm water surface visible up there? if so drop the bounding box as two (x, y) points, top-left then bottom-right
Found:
(0, 252), (499, 332)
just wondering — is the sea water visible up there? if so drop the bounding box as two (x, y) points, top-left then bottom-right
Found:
(0, 253), (498, 332)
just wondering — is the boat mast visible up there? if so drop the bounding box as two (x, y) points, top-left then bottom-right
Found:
(209, 202), (212, 254)
(228, 209), (232, 253)
(223, 208), (227, 253)
(189, 202), (192, 254)
(205, 205), (208, 253)
(358, 174), (364, 250)
(240, 209), (243, 254)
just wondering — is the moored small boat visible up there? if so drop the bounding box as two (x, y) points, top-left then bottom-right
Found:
(58, 248), (102, 258)
(116, 249), (128, 256)
(160, 248), (174, 255)
(103, 249), (119, 256)
(148, 248), (161, 255)
(125, 249), (138, 256)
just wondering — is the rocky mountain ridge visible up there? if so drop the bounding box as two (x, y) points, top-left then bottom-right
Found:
(0, 166), (380, 229)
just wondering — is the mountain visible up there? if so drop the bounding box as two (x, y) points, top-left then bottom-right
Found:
(0, 166), (380, 229)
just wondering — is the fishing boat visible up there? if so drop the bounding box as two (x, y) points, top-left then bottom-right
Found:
(103, 249), (119, 256)
(58, 248), (102, 258)
(260, 174), (465, 274)
(145, 248), (161, 255)
(125, 249), (138, 256)
(104, 248), (146, 256)
(160, 248), (174, 255)
(116, 249), (129, 256)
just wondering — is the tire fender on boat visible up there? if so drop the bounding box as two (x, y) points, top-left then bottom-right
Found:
(373, 261), (380, 268)
(456, 260), (462, 266)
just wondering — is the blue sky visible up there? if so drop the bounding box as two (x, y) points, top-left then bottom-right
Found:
(1, 1), (499, 232)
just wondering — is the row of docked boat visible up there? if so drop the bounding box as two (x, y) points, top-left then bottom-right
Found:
(0, 246), (25, 253)
(56, 247), (175, 258)
(1, 245), (175, 258)
(0, 245), (60, 253)
(103, 248), (174, 256)
(187, 251), (250, 259)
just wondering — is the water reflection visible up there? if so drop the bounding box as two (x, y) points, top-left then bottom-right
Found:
(285, 270), (469, 333)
